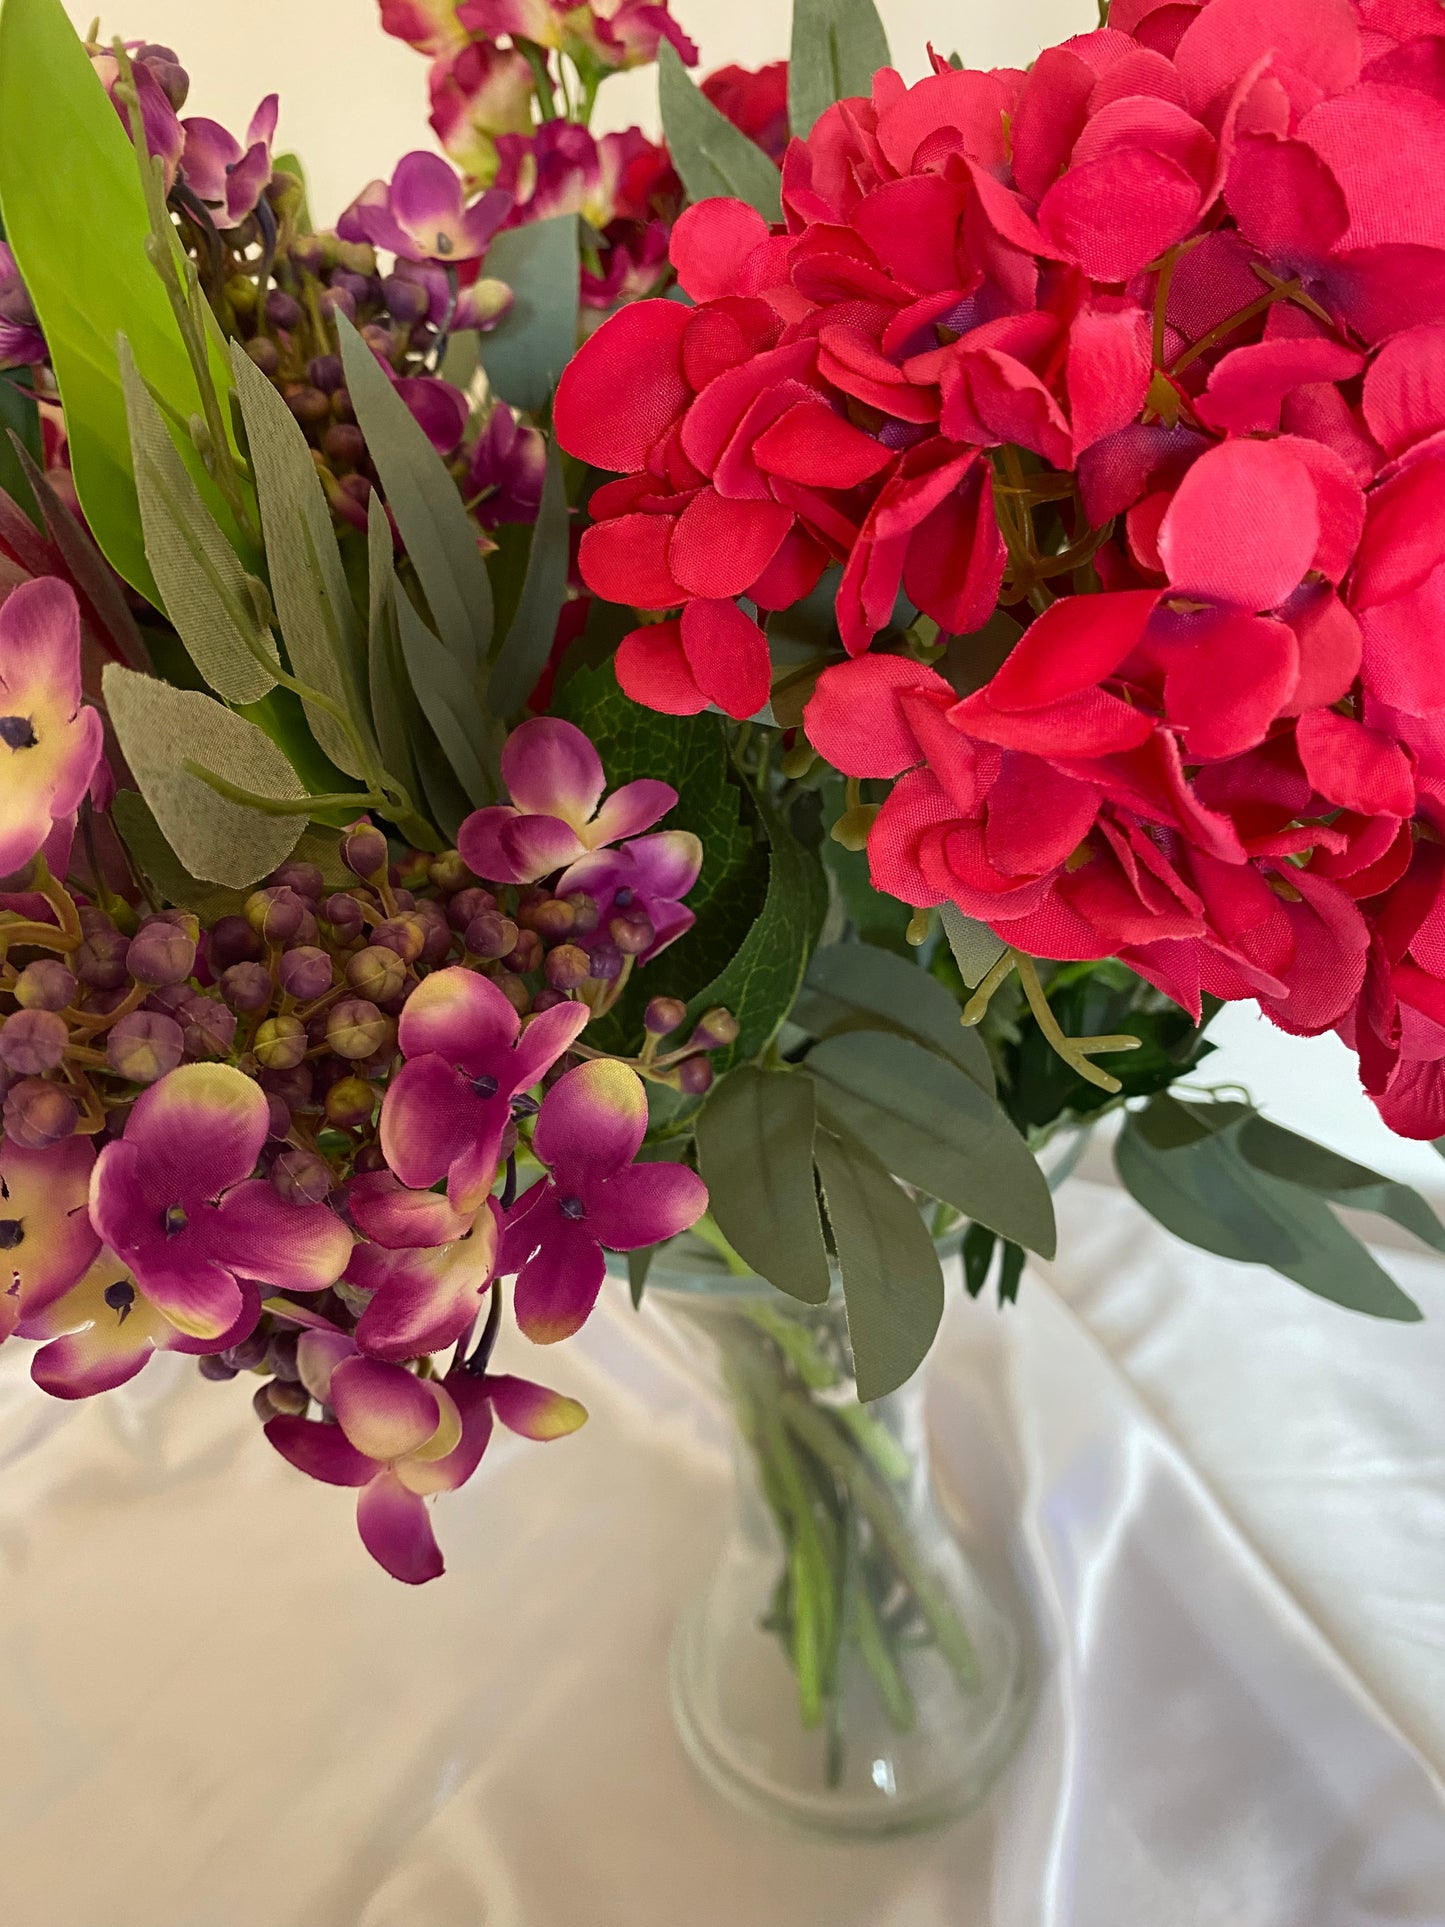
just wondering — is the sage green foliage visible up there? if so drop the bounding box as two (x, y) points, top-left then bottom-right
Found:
(0, 371), (40, 517)
(658, 41), (783, 223)
(479, 216), (580, 412)
(112, 792), (348, 919)
(487, 437), (570, 718)
(1116, 1094), (1434, 1320)
(940, 902), (1007, 990)
(0, 0), (251, 599)
(393, 578), (495, 808)
(695, 1067), (832, 1305)
(788, 0), (892, 138)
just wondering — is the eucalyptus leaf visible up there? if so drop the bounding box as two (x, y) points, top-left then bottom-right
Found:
(102, 665), (306, 887)
(1235, 1114), (1445, 1254)
(795, 942), (994, 1094)
(119, 338), (277, 705)
(961, 1222), (996, 1300)
(940, 902), (1007, 989)
(393, 580), (494, 808)
(110, 789), (249, 921)
(365, 492), (423, 802)
(230, 345), (372, 777)
(788, 0), (892, 139)
(658, 41), (783, 224)
(478, 216), (581, 412)
(696, 1066), (831, 1305)
(337, 311), (493, 677)
(0, 372), (40, 519)
(814, 1126), (945, 1403)
(487, 437), (570, 718)
(807, 1030), (1056, 1257)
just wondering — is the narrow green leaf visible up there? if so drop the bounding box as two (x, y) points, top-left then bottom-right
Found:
(102, 665), (305, 887)
(337, 311), (493, 676)
(110, 789), (249, 921)
(794, 942), (994, 1094)
(10, 435), (148, 666)
(627, 1246), (655, 1310)
(658, 42), (783, 224)
(940, 902), (1007, 989)
(118, 338), (277, 705)
(813, 1126), (945, 1402)
(961, 1222), (995, 1300)
(393, 580), (494, 808)
(230, 345), (372, 778)
(1236, 1114), (1445, 1254)
(365, 492), (423, 802)
(478, 216), (581, 412)
(807, 1030), (1056, 1256)
(788, 0), (892, 139)
(696, 1066), (831, 1305)
(487, 437), (569, 717)
(0, 0), (253, 597)
(0, 372), (40, 519)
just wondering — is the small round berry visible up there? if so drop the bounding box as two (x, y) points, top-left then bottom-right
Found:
(14, 960), (76, 1012)
(326, 998), (393, 1061)
(691, 1007), (741, 1050)
(448, 886), (496, 932)
(465, 911), (518, 960)
(277, 946), (334, 1001)
(207, 915), (263, 970)
(180, 995), (237, 1061)
(610, 908), (655, 957)
(561, 892), (600, 937)
(644, 996), (688, 1037)
(677, 1056), (715, 1097)
(321, 892), (366, 942)
(371, 915), (426, 964)
(585, 940), (623, 983)
(346, 946), (406, 1002)
(324, 1075), (375, 1129)
(341, 819), (389, 882)
(254, 1015), (308, 1071)
(505, 930), (544, 974)
(0, 1009), (68, 1076)
(270, 1148), (332, 1206)
(544, 944), (591, 992)
(106, 1011), (185, 1084)
(220, 962), (275, 1015)
(245, 886), (307, 945)
(428, 849), (471, 893)
(74, 924), (130, 991)
(2, 1079), (77, 1150)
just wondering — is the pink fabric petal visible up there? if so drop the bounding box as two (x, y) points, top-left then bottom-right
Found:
(1164, 611), (1299, 759)
(615, 830), (704, 904)
(752, 400), (893, 489)
(0, 576), (84, 710)
(669, 490), (793, 600)
(498, 813), (589, 881)
(121, 1064), (269, 1206)
(501, 717), (605, 826)
(805, 656), (950, 777)
(396, 965), (520, 1068)
(584, 1162), (709, 1252)
(350, 1213), (497, 1362)
(1175, 0), (1361, 118)
(379, 1055), (507, 1213)
(512, 1217), (607, 1344)
(331, 1354), (444, 1461)
(670, 199), (771, 302)
(680, 598), (772, 720)
(1363, 324), (1445, 459)
(456, 805), (525, 883)
(266, 1416), (377, 1487)
(356, 1468), (445, 1583)
(1195, 338), (1366, 436)
(555, 299), (693, 473)
(1300, 84), (1445, 253)
(1156, 440), (1319, 611)
(988, 590), (1162, 711)
(589, 778), (678, 846)
(1351, 455), (1445, 611)
(0, 1136), (99, 1318)
(486, 1373), (588, 1440)
(297, 1329), (357, 1405)
(616, 620), (709, 716)
(1296, 710), (1415, 817)
(1224, 133), (1349, 262)
(217, 1182), (352, 1294)
(1038, 147), (1202, 283)
(128, 1255), (244, 1343)
(533, 1058), (648, 1183)
(508, 998), (592, 1092)
(347, 1170), (473, 1250)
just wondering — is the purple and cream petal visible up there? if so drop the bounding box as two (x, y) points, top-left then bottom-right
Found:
(0, 574), (84, 710)
(247, 93), (280, 148)
(265, 1414), (376, 1487)
(223, 139), (273, 226)
(585, 1161), (709, 1251)
(512, 1218), (606, 1344)
(23, 1253), (170, 1398)
(124, 1063), (270, 1205)
(0, 1136), (100, 1316)
(169, 1278), (264, 1355)
(532, 1058), (649, 1183)
(486, 1372), (588, 1440)
(501, 718), (606, 825)
(588, 778), (678, 847)
(218, 1182), (352, 1293)
(458, 186), (513, 257)
(351, 204), (422, 261)
(456, 805), (525, 883)
(496, 1181), (555, 1273)
(0, 795), (58, 881)
(356, 1467), (445, 1583)
(499, 812), (589, 883)
(623, 829), (704, 903)
(641, 899), (695, 960)
(350, 1214), (497, 1362)
(347, 1169), (473, 1250)
(430, 1368), (496, 1491)
(44, 704), (106, 823)
(179, 115), (240, 204)
(129, 1254), (244, 1343)
(507, 998), (591, 1094)
(395, 965), (519, 1068)
(330, 1353), (445, 1461)
(297, 1328), (358, 1404)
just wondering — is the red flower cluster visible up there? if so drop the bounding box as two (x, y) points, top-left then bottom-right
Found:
(554, 0), (1445, 1137)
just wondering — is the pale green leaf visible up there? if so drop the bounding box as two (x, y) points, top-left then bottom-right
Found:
(393, 581), (494, 808)
(789, 0), (892, 139)
(365, 491), (423, 802)
(794, 942), (994, 1093)
(479, 216), (581, 413)
(110, 789), (248, 921)
(696, 1066), (831, 1305)
(1236, 1114), (1445, 1254)
(940, 902), (1007, 989)
(659, 41), (783, 224)
(487, 437), (570, 718)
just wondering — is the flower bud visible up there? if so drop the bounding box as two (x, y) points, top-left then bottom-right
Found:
(268, 859), (324, 901)
(586, 940), (623, 983)
(198, 1353), (238, 1383)
(256, 1379), (309, 1419)
(341, 819), (389, 882)
(74, 924), (130, 990)
(321, 892), (365, 942)
(531, 988), (567, 1013)
(220, 962), (275, 1014)
(266, 1330), (304, 1382)
(254, 1015), (308, 1070)
(544, 944), (591, 992)
(346, 945), (406, 1002)
(372, 915), (426, 964)
(412, 900), (451, 962)
(323, 423), (367, 468)
(307, 353), (345, 394)
(223, 1329), (271, 1372)
(495, 975), (531, 1016)
(277, 946), (334, 1001)
(352, 1143), (389, 1176)
(14, 960), (76, 1011)
(644, 996), (688, 1037)
(265, 1092), (291, 1140)
(465, 911), (518, 960)
(532, 898), (576, 941)
(428, 849), (472, 894)
(261, 1064), (313, 1109)
(2, 1078), (77, 1150)
(265, 289), (302, 330)
(0, 1009), (67, 1075)
(448, 885), (496, 931)
(319, 285), (356, 323)
(390, 849), (432, 891)
(326, 998), (393, 1061)
(245, 336), (281, 378)
(561, 892), (600, 937)
(505, 929), (544, 974)
(180, 995), (237, 1061)
(610, 908), (655, 956)
(381, 274), (430, 324)
(287, 386), (330, 433)
(107, 1011), (184, 1084)
(324, 1074), (375, 1129)
(245, 886), (307, 945)
(691, 1007), (740, 1050)
(677, 1056), (715, 1097)
(207, 915), (263, 970)
(271, 1148), (332, 1206)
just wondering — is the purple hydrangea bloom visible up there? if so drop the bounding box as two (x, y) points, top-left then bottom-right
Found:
(340, 152), (511, 265)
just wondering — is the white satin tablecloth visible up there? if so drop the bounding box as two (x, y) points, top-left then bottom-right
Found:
(1, 1174), (1442, 1927)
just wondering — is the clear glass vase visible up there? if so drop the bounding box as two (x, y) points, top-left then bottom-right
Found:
(644, 1253), (1030, 1839)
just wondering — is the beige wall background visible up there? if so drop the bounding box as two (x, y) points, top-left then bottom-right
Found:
(66, 0), (1097, 221)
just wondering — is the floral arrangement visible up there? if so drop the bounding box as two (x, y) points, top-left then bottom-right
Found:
(0, 0), (1442, 1635)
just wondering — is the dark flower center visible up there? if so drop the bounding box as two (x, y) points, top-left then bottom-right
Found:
(163, 1203), (188, 1237)
(558, 1195), (586, 1222)
(614, 887), (634, 908)
(470, 1073), (500, 1099)
(435, 232), (453, 256)
(104, 1280), (135, 1325)
(0, 715), (37, 751)
(510, 1093), (540, 1120)
(0, 1219), (22, 1250)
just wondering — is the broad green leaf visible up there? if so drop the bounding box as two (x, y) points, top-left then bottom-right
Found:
(788, 0), (892, 139)
(940, 902), (1007, 989)
(813, 1126), (945, 1402)
(102, 665), (305, 887)
(393, 580), (494, 807)
(807, 1029), (1057, 1256)
(0, 0), (252, 598)
(822, 829), (913, 955)
(365, 492), (423, 804)
(230, 345), (372, 777)
(119, 339), (277, 705)
(337, 311), (493, 677)
(1236, 1114), (1445, 1254)
(696, 1066), (831, 1305)
(0, 371), (40, 519)
(658, 42), (783, 224)
(997, 1242), (1025, 1307)
(794, 942), (994, 1094)
(478, 216), (581, 413)
(110, 789), (248, 921)
(487, 437), (569, 717)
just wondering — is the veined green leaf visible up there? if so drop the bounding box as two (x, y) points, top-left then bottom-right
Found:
(119, 338), (277, 705)
(393, 579), (494, 808)
(230, 345), (373, 778)
(789, 0), (892, 139)
(0, 0), (252, 598)
(814, 1126), (945, 1402)
(102, 665), (305, 887)
(794, 942), (994, 1094)
(696, 1066), (831, 1305)
(487, 437), (569, 718)
(479, 216), (581, 413)
(659, 41), (783, 224)
(337, 311), (493, 677)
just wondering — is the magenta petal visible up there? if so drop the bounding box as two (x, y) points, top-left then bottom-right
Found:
(131, 1255), (243, 1343)
(396, 965), (519, 1068)
(0, 577), (84, 711)
(124, 1064), (269, 1205)
(458, 187), (512, 255)
(331, 1354), (444, 1460)
(297, 1328), (357, 1404)
(424, 1368), (495, 1492)
(585, 1162), (709, 1252)
(0, 1137), (99, 1317)
(179, 115), (240, 204)
(501, 717), (605, 822)
(218, 1182), (351, 1293)
(643, 900), (695, 960)
(456, 805), (525, 883)
(356, 1468), (445, 1583)
(499, 812), (589, 881)
(486, 1372), (588, 1440)
(350, 1212), (498, 1362)
(389, 149), (464, 234)
(513, 1218), (606, 1344)
(509, 999), (591, 1092)
(265, 1414), (376, 1487)
(347, 1169), (473, 1250)
(222, 139), (272, 225)
(589, 779), (678, 846)
(533, 1059), (648, 1183)
(619, 830), (704, 904)
(380, 1055), (506, 1212)
(31, 1328), (152, 1400)
(1157, 441), (1319, 611)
